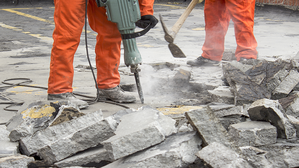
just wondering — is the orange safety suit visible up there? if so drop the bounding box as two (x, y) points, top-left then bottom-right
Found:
(48, 0), (154, 94)
(201, 0), (258, 61)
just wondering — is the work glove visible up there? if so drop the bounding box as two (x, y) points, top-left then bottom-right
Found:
(135, 15), (158, 29)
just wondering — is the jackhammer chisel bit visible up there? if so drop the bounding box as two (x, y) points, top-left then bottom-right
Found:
(131, 65), (144, 104)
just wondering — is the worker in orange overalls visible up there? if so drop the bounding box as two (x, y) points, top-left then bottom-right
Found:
(187, 0), (258, 66)
(47, 0), (158, 109)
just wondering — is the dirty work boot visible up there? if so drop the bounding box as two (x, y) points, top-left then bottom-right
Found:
(187, 56), (219, 66)
(98, 86), (136, 103)
(48, 92), (89, 109)
(238, 57), (258, 65)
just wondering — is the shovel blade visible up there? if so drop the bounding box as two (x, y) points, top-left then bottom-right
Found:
(168, 43), (186, 58)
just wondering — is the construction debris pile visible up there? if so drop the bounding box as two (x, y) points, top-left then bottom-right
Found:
(1, 58), (299, 168)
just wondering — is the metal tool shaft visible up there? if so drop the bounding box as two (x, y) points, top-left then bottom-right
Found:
(134, 72), (144, 104)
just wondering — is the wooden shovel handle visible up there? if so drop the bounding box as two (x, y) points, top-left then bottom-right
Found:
(171, 0), (199, 34)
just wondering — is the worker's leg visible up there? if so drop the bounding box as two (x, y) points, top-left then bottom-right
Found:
(48, 0), (85, 94)
(87, 0), (135, 103)
(87, 0), (121, 89)
(226, 0), (258, 61)
(201, 0), (231, 61)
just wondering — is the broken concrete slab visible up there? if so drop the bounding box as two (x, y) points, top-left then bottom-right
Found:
(222, 59), (296, 104)
(218, 115), (247, 131)
(102, 106), (177, 161)
(6, 101), (58, 142)
(0, 125), (9, 141)
(283, 146), (299, 168)
(37, 115), (117, 164)
(209, 103), (249, 118)
(20, 110), (107, 156)
(0, 140), (19, 158)
(208, 103), (249, 130)
(287, 115), (299, 138)
(54, 145), (111, 168)
(282, 91), (299, 118)
(6, 101), (85, 142)
(185, 106), (233, 148)
(259, 140), (299, 168)
(222, 61), (270, 104)
(248, 99), (296, 139)
(239, 146), (273, 168)
(0, 155), (34, 168)
(208, 86), (234, 104)
(0, 125), (19, 158)
(228, 121), (277, 146)
(196, 142), (253, 168)
(103, 131), (202, 168)
(272, 70), (299, 99)
(266, 68), (289, 92)
(172, 69), (191, 86)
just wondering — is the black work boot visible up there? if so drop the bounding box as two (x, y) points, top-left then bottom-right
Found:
(98, 86), (136, 103)
(48, 92), (89, 109)
(187, 56), (220, 66)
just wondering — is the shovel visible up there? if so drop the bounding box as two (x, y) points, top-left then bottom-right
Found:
(160, 0), (203, 58)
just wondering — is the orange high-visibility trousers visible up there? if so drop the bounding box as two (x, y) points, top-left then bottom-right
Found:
(48, 0), (154, 94)
(201, 0), (258, 61)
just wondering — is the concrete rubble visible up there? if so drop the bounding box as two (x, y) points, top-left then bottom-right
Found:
(103, 131), (202, 168)
(228, 121), (277, 146)
(196, 142), (253, 168)
(0, 125), (19, 158)
(248, 98), (297, 139)
(102, 106), (177, 161)
(1, 59), (299, 167)
(0, 155), (34, 168)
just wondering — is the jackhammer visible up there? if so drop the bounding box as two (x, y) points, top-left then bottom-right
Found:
(95, 0), (155, 104)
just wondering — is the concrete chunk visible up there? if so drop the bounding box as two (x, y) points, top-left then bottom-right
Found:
(37, 116), (116, 164)
(0, 141), (19, 158)
(0, 125), (9, 141)
(173, 69), (191, 85)
(0, 155), (34, 168)
(228, 121), (277, 146)
(208, 86), (234, 104)
(20, 110), (105, 156)
(103, 124), (165, 161)
(102, 106), (177, 161)
(273, 70), (299, 98)
(6, 101), (57, 142)
(210, 104), (249, 118)
(185, 106), (232, 148)
(248, 99), (296, 139)
(0, 126), (19, 158)
(222, 61), (271, 104)
(103, 132), (202, 168)
(54, 146), (110, 167)
(287, 115), (299, 138)
(239, 146), (273, 168)
(259, 140), (299, 168)
(196, 142), (252, 168)
(284, 92), (299, 118)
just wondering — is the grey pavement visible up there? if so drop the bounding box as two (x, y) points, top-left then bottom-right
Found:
(0, 1), (299, 125)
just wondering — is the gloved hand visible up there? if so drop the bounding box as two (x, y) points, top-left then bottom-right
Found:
(136, 15), (158, 29)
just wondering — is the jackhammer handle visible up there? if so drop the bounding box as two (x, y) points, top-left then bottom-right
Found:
(171, 0), (199, 34)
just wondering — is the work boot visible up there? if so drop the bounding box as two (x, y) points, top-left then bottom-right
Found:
(48, 92), (89, 109)
(187, 56), (220, 66)
(238, 57), (258, 65)
(98, 86), (136, 103)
